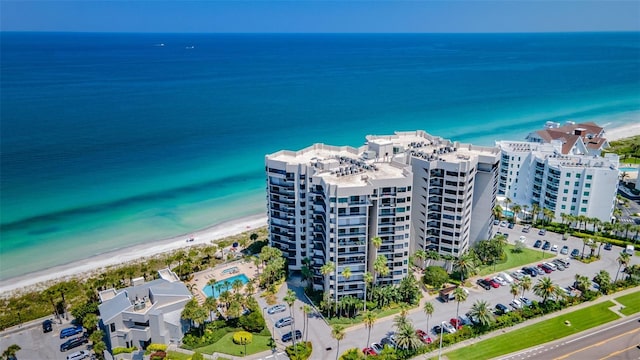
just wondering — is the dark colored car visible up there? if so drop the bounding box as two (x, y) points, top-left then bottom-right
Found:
(60, 334), (88, 352)
(522, 267), (537, 277)
(537, 264), (553, 273)
(476, 278), (492, 290)
(42, 320), (53, 333)
(381, 337), (397, 349)
(508, 222), (515, 229)
(533, 240), (542, 248)
(542, 241), (551, 250)
(495, 303), (510, 315)
(604, 243), (613, 250)
(281, 330), (302, 342)
(493, 219), (500, 225)
(432, 325), (443, 335)
(60, 326), (84, 339)
(571, 249), (580, 258)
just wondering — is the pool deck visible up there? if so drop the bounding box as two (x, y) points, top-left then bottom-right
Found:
(187, 259), (258, 304)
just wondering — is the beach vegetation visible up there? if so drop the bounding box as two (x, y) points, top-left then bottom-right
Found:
(604, 135), (640, 164)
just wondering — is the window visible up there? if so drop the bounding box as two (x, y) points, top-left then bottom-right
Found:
(584, 191), (590, 196)
(573, 190), (578, 195)
(582, 200), (588, 204)
(585, 183), (591, 188)
(338, 198), (348, 203)
(586, 175), (592, 180)
(563, 189), (569, 194)
(566, 172), (570, 177)
(562, 197), (567, 201)
(565, 181), (570, 185)
(561, 205), (566, 210)
(576, 174), (581, 178)
(110, 323), (116, 332)
(575, 182), (580, 187)
(571, 206), (576, 211)
(581, 207), (587, 212)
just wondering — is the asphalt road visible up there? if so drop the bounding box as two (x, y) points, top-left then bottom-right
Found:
(499, 315), (640, 360)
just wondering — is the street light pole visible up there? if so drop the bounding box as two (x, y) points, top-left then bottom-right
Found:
(438, 321), (445, 360)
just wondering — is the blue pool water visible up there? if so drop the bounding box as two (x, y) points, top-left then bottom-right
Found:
(620, 167), (638, 172)
(503, 210), (514, 217)
(202, 273), (249, 298)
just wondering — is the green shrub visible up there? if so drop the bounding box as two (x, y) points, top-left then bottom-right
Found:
(286, 341), (312, 360)
(232, 331), (252, 345)
(147, 343), (168, 352)
(238, 311), (265, 332)
(112, 346), (137, 355)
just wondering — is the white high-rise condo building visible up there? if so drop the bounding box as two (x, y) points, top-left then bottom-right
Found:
(266, 142), (412, 301)
(496, 140), (619, 223)
(266, 130), (500, 300)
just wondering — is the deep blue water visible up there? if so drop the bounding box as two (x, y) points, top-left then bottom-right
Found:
(1, 32), (639, 280)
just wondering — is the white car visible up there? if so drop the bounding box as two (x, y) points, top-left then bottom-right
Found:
(551, 245), (558, 252)
(510, 299), (523, 309)
(518, 235), (527, 243)
(493, 276), (508, 286)
(66, 350), (89, 360)
(267, 304), (286, 314)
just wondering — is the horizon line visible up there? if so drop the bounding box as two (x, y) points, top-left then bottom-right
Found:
(2, 30), (639, 35)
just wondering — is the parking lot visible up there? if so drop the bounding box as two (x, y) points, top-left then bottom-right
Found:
(0, 316), (91, 360)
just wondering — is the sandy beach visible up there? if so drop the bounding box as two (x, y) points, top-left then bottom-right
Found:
(0, 213), (267, 296)
(2, 122), (638, 298)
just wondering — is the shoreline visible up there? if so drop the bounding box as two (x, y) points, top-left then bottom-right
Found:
(0, 213), (267, 296)
(1, 122), (638, 297)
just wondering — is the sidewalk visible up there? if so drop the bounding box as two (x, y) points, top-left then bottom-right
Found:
(417, 285), (640, 359)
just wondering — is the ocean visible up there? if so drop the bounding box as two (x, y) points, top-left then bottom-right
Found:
(1, 32), (639, 281)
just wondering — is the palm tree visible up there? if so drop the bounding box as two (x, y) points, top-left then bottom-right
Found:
(394, 322), (422, 352)
(581, 238), (592, 259)
(510, 283), (519, 300)
(284, 289), (298, 347)
(531, 203), (541, 224)
(453, 287), (468, 320)
(342, 267), (352, 288)
(373, 254), (390, 285)
(533, 277), (559, 303)
(504, 197), (512, 212)
(522, 204), (530, 222)
(320, 261), (336, 314)
(301, 304), (312, 341)
(362, 310), (377, 350)
(414, 250), (427, 269)
(423, 301), (434, 333)
(232, 279), (244, 294)
(574, 274), (590, 293)
(204, 296), (218, 322)
(519, 276), (532, 297)
(371, 236), (383, 252)
(468, 300), (493, 327)
(363, 271), (374, 308)
(452, 253), (476, 283)
(543, 208), (555, 225)
(331, 324), (346, 360)
(511, 204), (522, 222)
(615, 252), (631, 282)
(493, 205), (503, 221)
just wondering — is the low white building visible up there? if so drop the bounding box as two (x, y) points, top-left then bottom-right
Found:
(98, 269), (192, 351)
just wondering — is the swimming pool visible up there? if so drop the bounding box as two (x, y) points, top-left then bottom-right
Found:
(503, 210), (514, 217)
(620, 166), (638, 172)
(202, 273), (249, 298)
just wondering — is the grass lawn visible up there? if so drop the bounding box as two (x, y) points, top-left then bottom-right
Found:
(327, 304), (414, 327)
(477, 245), (546, 276)
(167, 351), (193, 360)
(195, 333), (271, 356)
(445, 300), (620, 360)
(616, 291), (640, 315)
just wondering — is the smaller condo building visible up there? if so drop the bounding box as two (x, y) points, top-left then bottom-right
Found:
(496, 140), (619, 223)
(98, 269), (192, 351)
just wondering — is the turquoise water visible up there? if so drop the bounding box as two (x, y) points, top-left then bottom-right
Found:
(503, 210), (514, 217)
(1, 32), (639, 280)
(620, 167), (638, 172)
(202, 273), (249, 298)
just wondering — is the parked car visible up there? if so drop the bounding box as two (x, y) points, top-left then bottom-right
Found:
(267, 304), (286, 314)
(381, 337), (397, 349)
(42, 319), (53, 333)
(458, 315), (472, 326)
(476, 278), (492, 290)
(450, 318), (463, 329)
(363, 348), (377, 356)
(511, 270), (525, 281)
(66, 350), (89, 360)
(495, 303), (510, 315)
(432, 325), (443, 335)
(523, 225), (531, 233)
(604, 243), (613, 250)
(537, 263), (553, 273)
(533, 239), (542, 248)
(371, 343), (384, 355)
(535, 266), (545, 275)
(500, 220), (508, 227)
(561, 245), (569, 255)
(60, 334), (88, 352)
(275, 316), (293, 328)
(281, 330), (302, 342)
(522, 267), (537, 277)
(519, 297), (533, 307)
(544, 262), (557, 271)
(510, 299), (523, 309)
(508, 222), (515, 229)
(542, 241), (551, 250)
(555, 258), (570, 267)
(487, 278), (501, 288)
(538, 229), (547, 236)
(493, 219), (500, 225)
(518, 236), (527, 244)
(60, 326), (84, 339)
(571, 248), (580, 258)
(442, 322), (457, 334)
(416, 329), (432, 344)
(493, 276), (508, 286)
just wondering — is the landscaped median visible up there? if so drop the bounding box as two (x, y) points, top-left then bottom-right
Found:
(444, 300), (621, 360)
(615, 292), (640, 315)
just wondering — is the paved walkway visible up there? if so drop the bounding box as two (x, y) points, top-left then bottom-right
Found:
(417, 285), (640, 359)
